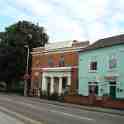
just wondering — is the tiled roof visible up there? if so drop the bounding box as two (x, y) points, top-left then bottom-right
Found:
(81, 34), (124, 52)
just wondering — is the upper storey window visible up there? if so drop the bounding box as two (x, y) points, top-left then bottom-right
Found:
(48, 56), (53, 66)
(59, 55), (65, 66)
(90, 61), (97, 71)
(109, 55), (117, 69)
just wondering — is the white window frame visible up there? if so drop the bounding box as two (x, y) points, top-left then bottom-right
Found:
(89, 61), (98, 72)
(108, 54), (117, 70)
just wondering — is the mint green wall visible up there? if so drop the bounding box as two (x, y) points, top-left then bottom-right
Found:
(79, 44), (124, 98)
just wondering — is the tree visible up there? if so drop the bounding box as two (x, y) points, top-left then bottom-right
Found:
(4, 20), (48, 48)
(0, 20), (49, 91)
(0, 45), (20, 91)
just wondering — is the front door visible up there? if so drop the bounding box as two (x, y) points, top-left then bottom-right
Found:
(88, 82), (98, 95)
(54, 77), (59, 94)
(109, 81), (116, 99)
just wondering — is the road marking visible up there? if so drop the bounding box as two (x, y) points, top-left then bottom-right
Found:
(0, 111), (24, 124)
(0, 106), (43, 124)
(46, 104), (124, 119)
(101, 112), (124, 118)
(50, 110), (95, 121)
(0, 97), (47, 111)
(1, 96), (124, 119)
(0, 97), (12, 101)
(0, 97), (95, 121)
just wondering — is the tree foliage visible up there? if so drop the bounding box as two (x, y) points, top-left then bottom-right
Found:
(3, 20), (48, 48)
(0, 20), (49, 84)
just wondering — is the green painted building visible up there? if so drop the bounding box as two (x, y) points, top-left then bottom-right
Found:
(79, 34), (124, 99)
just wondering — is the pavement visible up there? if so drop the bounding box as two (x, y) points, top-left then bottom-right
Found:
(0, 93), (124, 124)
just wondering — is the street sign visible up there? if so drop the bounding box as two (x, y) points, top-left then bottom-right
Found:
(24, 73), (30, 80)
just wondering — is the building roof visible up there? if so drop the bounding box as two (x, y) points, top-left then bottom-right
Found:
(32, 40), (89, 54)
(45, 40), (73, 50)
(80, 34), (124, 52)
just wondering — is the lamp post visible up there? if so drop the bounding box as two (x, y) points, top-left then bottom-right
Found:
(23, 33), (32, 96)
(0, 38), (2, 44)
(24, 45), (30, 96)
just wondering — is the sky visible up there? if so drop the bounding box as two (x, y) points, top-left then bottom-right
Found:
(0, 0), (124, 43)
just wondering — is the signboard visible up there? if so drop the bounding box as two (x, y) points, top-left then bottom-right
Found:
(24, 73), (30, 80)
(34, 72), (39, 77)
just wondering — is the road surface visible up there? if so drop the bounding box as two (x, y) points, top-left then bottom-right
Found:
(0, 94), (123, 124)
(0, 111), (25, 124)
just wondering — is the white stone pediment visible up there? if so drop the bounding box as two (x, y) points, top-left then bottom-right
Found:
(42, 67), (72, 72)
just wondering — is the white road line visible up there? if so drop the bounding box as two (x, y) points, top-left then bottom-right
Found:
(0, 111), (24, 124)
(0, 97), (47, 111)
(101, 112), (124, 118)
(50, 110), (95, 121)
(1, 96), (124, 119)
(0, 97), (12, 101)
(46, 103), (124, 119)
(0, 106), (43, 124)
(0, 97), (95, 121)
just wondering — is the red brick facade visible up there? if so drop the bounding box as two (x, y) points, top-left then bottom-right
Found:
(31, 51), (78, 94)
(30, 41), (89, 96)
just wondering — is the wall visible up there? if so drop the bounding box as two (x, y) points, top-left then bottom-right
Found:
(79, 44), (124, 99)
(64, 95), (124, 109)
(32, 51), (78, 68)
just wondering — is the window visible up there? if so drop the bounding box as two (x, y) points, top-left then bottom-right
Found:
(48, 57), (53, 66)
(59, 55), (65, 66)
(109, 55), (117, 69)
(62, 77), (67, 89)
(90, 61), (97, 71)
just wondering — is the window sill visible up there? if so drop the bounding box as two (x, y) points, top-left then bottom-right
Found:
(108, 68), (117, 72)
(89, 70), (97, 73)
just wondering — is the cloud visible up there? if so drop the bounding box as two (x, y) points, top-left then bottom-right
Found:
(0, 0), (124, 43)
(44, 15), (87, 41)
(13, 0), (53, 17)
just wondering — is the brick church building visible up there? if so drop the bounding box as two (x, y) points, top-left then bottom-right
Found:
(30, 40), (89, 97)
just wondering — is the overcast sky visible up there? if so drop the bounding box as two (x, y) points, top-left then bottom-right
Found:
(0, 0), (124, 43)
